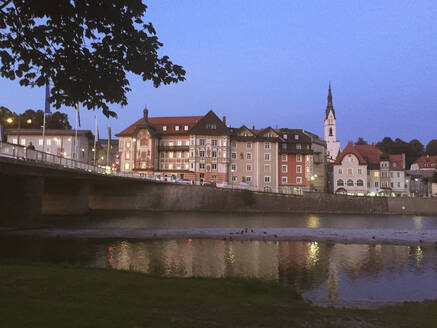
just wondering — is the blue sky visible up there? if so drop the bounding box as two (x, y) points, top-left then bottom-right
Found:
(0, 0), (436, 146)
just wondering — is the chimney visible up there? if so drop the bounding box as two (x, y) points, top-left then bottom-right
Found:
(143, 107), (149, 123)
(222, 116), (226, 125)
(252, 125), (255, 130)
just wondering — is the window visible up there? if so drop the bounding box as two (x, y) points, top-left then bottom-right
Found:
(282, 143), (287, 150)
(264, 186), (272, 192)
(375, 181), (379, 187)
(126, 141), (131, 148)
(177, 140), (182, 146)
(296, 154), (302, 162)
(264, 176), (271, 183)
(347, 168), (353, 175)
(281, 165), (288, 173)
(338, 168), (343, 174)
(246, 164), (252, 171)
(247, 142), (252, 149)
(212, 139), (217, 146)
(358, 168), (362, 175)
(231, 141), (236, 148)
(47, 139), (51, 146)
(190, 163), (194, 169)
(175, 125), (180, 131)
(124, 163), (130, 170)
(199, 139), (205, 146)
(282, 154), (287, 161)
(296, 177), (302, 184)
(283, 134), (287, 139)
(163, 126), (167, 131)
(184, 125), (189, 131)
(347, 179), (354, 186)
(294, 134), (299, 140)
(212, 163), (217, 170)
(161, 152), (165, 158)
(232, 176), (238, 182)
(296, 165), (302, 173)
(397, 182), (401, 188)
(199, 150), (205, 157)
(206, 124), (217, 129)
(374, 171), (379, 177)
(186, 140), (190, 146)
(231, 164), (236, 172)
(168, 164), (173, 169)
(264, 142), (271, 149)
(169, 152), (174, 158)
(329, 128), (333, 137)
(231, 152), (237, 159)
(264, 153), (271, 161)
(391, 182), (394, 188)
(357, 179), (364, 186)
(212, 151), (217, 158)
(337, 179), (344, 186)
(393, 162), (397, 168)
(199, 163), (205, 169)
(390, 172), (393, 178)
(296, 143), (301, 150)
(38, 139), (43, 146)
(126, 152), (130, 160)
(264, 164), (271, 172)
(282, 176), (288, 184)
(246, 176), (252, 183)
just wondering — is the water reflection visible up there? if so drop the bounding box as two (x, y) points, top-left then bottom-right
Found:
(2, 236), (437, 303)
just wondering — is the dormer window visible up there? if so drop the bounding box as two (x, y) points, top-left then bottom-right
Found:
(184, 125), (189, 131)
(163, 126), (167, 131)
(283, 134), (287, 139)
(206, 124), (217, 129)
(175, 125), (180, 131)
(295, 135), (299, 140)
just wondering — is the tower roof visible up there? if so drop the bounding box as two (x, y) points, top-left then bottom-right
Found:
(325, 82), (336, 120)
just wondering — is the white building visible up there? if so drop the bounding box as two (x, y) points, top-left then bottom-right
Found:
(5, 128), (94, 163)
(324, 83), (341, 162)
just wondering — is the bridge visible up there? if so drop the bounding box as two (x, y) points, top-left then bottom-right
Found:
(1, 141), (436, 227)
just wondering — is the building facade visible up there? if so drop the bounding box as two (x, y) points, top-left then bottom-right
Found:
(5, 128), (94, 163)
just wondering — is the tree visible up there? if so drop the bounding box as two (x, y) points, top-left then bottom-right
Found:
(355, 137), (368, 145)
(0, 107), (71, 129)
(426, 140), (437, 156)
(376, 137), (424, 168)
(0, 1), (185, 117)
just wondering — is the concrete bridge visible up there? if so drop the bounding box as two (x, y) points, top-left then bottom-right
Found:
(2, 150), (437, 227)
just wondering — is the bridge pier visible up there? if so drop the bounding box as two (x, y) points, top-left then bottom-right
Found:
(0, 175), (44, 227)
(43, 178), (90, 216)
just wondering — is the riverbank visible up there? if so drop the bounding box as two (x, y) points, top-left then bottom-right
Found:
(0, 262), (436, 328)
(7, 226), (437, 246)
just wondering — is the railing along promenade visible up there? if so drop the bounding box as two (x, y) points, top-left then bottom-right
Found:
(0, 140), (303, 194)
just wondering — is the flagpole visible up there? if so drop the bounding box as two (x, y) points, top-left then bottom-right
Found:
(94, 114), (97, 165)
(42, 112), (46, 153)
(106, 126), (111, 167)
(75, 103), (78, 161)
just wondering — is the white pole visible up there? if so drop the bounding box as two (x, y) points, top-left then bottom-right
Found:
(75, 104), (78, 161)
(42, 111), (46, 153)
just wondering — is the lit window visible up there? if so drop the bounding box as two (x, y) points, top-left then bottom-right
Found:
(184, 125), (189, 131)
(39, 139), (43, 146)
(125, 163), (130, 170)
(163, 126), (167, 131)
(374, 171), (379, 177)
(294, 135), (299, 140)
(177, 140), (182, 146)
(169, 164), (173, 169)
(175, 125), (180, 131)
(169, 152), (174, 159)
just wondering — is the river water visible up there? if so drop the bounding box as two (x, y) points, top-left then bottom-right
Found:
(2, 212), (437, 306)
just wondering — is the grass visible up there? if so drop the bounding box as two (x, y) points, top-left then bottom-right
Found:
(1, 262), (437, 328)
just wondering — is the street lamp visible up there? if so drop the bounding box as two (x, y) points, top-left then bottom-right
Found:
(6, 117), (13, 124)
(26, 119), (32, 124)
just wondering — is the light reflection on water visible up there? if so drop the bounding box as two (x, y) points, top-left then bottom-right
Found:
(2, 236), (437, 303)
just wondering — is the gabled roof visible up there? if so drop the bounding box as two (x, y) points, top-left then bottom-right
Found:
(355, 145), (382, 166)
(189, 110), (229, 136)
(334, 142), (367, 165)
(117, 115), (203, 137)
(389, 154), (404, 171)
(412, 155), (437, 169)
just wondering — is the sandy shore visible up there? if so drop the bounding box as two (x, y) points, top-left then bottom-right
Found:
(5, 227), (437, 246)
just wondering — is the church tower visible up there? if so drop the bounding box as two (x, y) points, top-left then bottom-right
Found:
(324, 83), (340, 162)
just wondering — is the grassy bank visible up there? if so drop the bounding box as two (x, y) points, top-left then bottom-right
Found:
(0, 262), (436, 328)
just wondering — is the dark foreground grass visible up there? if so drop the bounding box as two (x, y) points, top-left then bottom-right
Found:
(0, 262), (436, 328)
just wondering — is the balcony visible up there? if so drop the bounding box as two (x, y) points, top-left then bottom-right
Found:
(159, 145), (189, 152)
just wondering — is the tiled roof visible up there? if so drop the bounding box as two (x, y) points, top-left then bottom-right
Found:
(188, 110), (229, 136)
(355, 145), (382, 166)
(389, 154), (404, 171)
(413, 155), (437, 169)
(117, 115), (203, 137)
(334, 142), (367, 165)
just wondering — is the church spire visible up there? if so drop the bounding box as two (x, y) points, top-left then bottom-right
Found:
(325, 82), (336, 120)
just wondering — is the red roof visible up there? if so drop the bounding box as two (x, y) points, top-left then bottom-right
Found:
(413, 155), (437, 169)
(354, 145), (382, 165)
(117, 115), (203, 137)
(389, 154), (404, 171)
(335, 142), (367, 165)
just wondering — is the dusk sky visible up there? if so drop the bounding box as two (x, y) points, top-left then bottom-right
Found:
(0, 0), (436, 146)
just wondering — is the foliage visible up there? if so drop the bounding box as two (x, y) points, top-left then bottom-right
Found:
(355, 137), (368, 145)
(0, 107), (71, 129)
(376, 137), (424, 168)
(425, 140), (437, 156)
(0, 0), (185, 117)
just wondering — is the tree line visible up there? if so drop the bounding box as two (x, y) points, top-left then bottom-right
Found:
(355, 137), (437, 168)
(0, 106), (71, 130)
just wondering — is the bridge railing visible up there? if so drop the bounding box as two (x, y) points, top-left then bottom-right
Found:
(0, 141), (106, 174)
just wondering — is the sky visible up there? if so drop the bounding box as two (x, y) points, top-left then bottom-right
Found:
(0, 0), (436, 146)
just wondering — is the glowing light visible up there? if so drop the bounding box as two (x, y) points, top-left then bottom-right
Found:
(26, 119), (32, 124)
(81, 148), (85, 152)
(308, 215), (320, 228)
(133, 138), (137, 142)
(6, 118), (13, 124)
